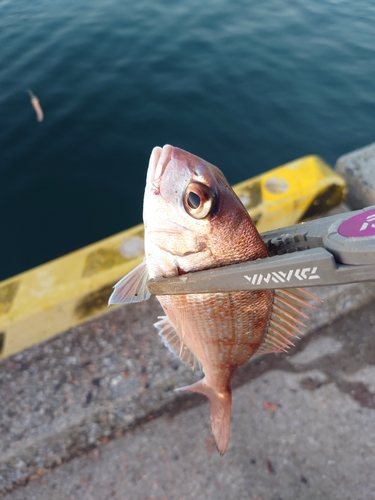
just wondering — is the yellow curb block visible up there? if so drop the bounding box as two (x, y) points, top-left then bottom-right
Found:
(236, 155), (345, 232)
(0, 155), (346, 359)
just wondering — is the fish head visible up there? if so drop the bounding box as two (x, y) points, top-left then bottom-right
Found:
(144, 144), (267, 278)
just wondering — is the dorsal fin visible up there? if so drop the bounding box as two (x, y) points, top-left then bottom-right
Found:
(154, 316), (201, 371)
(255, 287), (322, 356)
(108, 259), (151, 304)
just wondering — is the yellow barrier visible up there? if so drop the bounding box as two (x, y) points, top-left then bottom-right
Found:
(237, 155), (345, 232)
(0, 155), (346, 359)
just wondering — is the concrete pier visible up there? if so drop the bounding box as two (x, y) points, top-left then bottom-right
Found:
(1, 143), (375, 499)
(4, 302), (375, 500)
(336, 142), (375, 209)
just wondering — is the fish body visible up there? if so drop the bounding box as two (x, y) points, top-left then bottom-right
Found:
(109, 145), (316, 454)
(27, 90), (43, 122)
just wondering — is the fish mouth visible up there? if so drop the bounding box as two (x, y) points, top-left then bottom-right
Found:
(146, 144), (173, 194)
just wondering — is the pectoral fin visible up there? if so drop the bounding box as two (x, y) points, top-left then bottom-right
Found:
(108, 259), (151, 304)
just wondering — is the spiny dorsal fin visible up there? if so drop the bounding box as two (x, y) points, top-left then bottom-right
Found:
(154, 316), (201, 371)
(256, 287), (322, 356)
(108, 259), (151, 305)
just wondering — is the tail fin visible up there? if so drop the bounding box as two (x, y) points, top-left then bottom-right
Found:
(177, 378), (232, 455)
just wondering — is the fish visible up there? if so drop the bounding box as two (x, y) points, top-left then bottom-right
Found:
(27, 90), (44, 122)
(109, 145), (318, 455)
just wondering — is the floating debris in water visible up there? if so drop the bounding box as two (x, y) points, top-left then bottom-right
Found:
(27, 89), (43, 122)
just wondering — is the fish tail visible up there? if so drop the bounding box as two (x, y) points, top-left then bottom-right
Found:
(26, 89), (34, 98)
(177, 379), (232, 455)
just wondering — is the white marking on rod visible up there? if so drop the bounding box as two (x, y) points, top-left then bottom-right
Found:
(301, 268), (310, 279)
(244, 266), (321, 286)
(294, 269), (303, 280)
(286, 270), (294, 281)
(308, 267), (320, 279)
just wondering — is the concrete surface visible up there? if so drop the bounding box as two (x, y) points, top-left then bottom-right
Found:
(336, 142), (375, 209)
(3, 301), (375, 500)
(1, 280), (375, 495)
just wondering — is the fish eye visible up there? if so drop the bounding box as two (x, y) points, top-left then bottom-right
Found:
(187, 192), (200, 209)
(183, 182), (216, 219)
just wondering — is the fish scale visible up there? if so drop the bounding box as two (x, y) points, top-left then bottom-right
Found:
(109, 144), (318, 455)
(158, 289), (273, 371)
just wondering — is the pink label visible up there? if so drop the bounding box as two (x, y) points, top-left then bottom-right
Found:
(338, 209), (375, 238)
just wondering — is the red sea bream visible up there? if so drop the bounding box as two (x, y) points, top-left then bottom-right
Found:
(109, 145), (317, 455)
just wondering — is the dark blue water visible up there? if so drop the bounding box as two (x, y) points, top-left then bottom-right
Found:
(1, 0), (374, 281)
